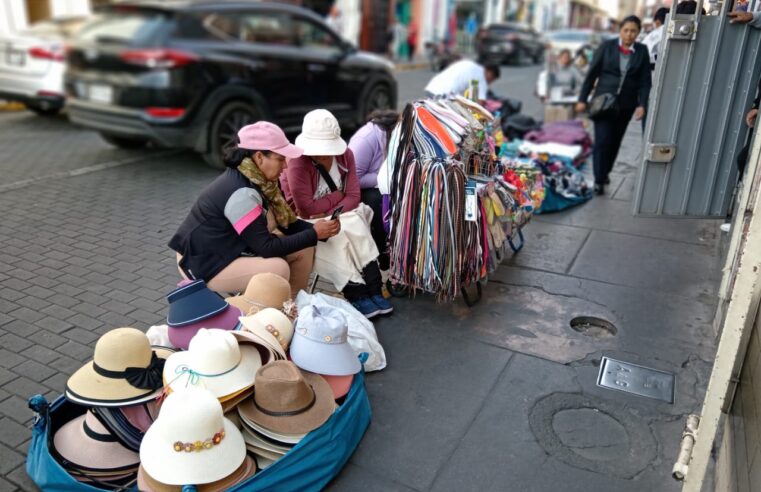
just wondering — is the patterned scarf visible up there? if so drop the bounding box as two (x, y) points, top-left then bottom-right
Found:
(237, 157), (297, 229)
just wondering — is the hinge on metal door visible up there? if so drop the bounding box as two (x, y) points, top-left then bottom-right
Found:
(646, 143), (677, 163)
(668, 19), (697, 40)
(672, 415), (701, 481)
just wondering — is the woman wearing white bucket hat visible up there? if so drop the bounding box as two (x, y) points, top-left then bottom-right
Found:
(281, 109), (393, 320)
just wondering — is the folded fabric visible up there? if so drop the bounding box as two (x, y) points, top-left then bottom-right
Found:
(295, 291), (386, 372)
(311, 203), (379, 291)
(518, 141), (583, 160)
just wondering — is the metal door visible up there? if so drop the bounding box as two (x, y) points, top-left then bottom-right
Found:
(634, 2), (761, 217)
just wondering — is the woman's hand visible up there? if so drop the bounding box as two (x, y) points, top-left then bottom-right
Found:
(634, 106), (646, 121)
(575, 102), (587, 114)
(313, 219), (341, 240)
(746, 108), (758, 128)
(728, 11), (753, 24)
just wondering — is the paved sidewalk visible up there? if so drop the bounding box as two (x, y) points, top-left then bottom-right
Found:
(0, 108), (721, 491)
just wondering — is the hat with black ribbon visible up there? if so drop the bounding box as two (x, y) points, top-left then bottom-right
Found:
(66, 328), (175, 407)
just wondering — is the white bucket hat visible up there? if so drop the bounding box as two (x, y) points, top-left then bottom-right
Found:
(163, 329), (261, 399)
(140, 387), (246, 486)
(290, 304), (361, 376)
(295, 109), (347, 156)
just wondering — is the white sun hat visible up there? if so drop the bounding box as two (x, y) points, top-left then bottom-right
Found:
(162, 328), (261, 399)
(295, 109), (347, 156)
(139, 387), (246, 486)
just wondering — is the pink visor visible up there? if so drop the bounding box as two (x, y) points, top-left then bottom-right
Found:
(238, 121), (303, 159)
(167, 306), (243, 350)
(320, 374), (354, 399)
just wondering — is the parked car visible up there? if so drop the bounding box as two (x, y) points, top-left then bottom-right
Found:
(545, 30), (602, 58)
(0, 16), (86, 115)
(64, 1), (397, 168)
(476, 23), (544, 65)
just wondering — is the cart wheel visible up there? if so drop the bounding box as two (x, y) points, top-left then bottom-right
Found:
(461, 281), (483, 307)
(387, 280), (409, 298)
(508, 229), (525, 253)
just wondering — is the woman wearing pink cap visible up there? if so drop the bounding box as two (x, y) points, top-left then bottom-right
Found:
(169, 122), (340, 296)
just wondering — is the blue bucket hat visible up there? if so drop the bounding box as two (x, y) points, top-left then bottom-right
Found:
(166, 280), (229, 327)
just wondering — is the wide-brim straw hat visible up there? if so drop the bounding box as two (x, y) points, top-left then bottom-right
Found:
(225, 272), (293, 317)
(238, 309), (295, 360)
(140, 388), (247, 486)
(295, 109), (347, 156)
(167, 305), (242, 350)
(237, 361), (335, 436)
(163, 329), (261, 399)
(66, 328), (173, 407)
(240, 424), (291, 455)
(53, 410), (140, 472)
(137, 455), (256, 491)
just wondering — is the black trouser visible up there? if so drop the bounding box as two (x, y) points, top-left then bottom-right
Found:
(592, 106), (636, 185)
(361, 188), (389, 270)
(342, 261), (383, 302)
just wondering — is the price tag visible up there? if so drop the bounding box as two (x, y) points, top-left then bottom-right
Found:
(465, 181), (477, 222)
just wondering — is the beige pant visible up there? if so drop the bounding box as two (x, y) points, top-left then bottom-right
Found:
(176, 248), (314, 297)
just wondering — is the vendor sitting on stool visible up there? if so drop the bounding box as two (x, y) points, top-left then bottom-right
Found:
(169, 122), (340, 296)
(281, 109), (393, 319)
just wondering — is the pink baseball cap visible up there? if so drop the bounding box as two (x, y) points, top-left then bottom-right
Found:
(237, 121), (303, 159)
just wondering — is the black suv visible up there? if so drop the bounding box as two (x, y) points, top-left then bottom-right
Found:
(65, 1), (397, 167)
(476, 23), (545, 65)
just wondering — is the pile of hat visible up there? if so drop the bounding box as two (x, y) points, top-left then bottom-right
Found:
(51, 272), (363, 490)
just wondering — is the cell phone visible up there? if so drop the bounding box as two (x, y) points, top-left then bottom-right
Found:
(330, 205), (344, 221)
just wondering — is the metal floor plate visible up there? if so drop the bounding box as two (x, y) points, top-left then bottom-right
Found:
(597, 357), (675, 403)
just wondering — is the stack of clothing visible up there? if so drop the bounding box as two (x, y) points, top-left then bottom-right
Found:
(523, 120), (593, 167)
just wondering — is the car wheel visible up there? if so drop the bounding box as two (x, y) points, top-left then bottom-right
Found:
(204, 100), (261, 170)
(99, 133), (149, 149)
(362, 84), (392, 121)
(28, 105), (61, 116)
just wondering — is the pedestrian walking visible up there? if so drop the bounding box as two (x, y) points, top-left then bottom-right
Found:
(642, 7), (669, 70)
(407, 22), (418, 61)
(169, 122), (340, 296)
(576, 15), (652, 195)
(424, 59), (500, 101)
(465, 13), (478, 53)
(537, 49), (585, 102)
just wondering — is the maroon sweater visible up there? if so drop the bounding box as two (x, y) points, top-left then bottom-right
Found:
(280, 151), (361, 218)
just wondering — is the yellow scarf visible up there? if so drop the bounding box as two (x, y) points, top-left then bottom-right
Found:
(237, 158), (297, 229)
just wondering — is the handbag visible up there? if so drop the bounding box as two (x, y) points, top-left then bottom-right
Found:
(589, 63), (628, 121)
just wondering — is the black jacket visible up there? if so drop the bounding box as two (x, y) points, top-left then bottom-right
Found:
(579, 39), (652, 110)
(169, 168), (317, 282)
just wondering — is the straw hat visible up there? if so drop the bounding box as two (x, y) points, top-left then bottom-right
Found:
(140, 388), (247, 486)
(66, 328), (173, 407)
(230, 330), (280, 365)
(238, 308), (295, 359)
(163, 329), (261, 399)
(167, 305), (242, 350)
(237, 361), (335, 436)
(166, 280), (228, 327)
(225, 273), (295, 317)
(53, 410), (140, 472)
(290, 305), (360, 376)
(295, 109), (347, 156)
(137, 456), (256, 492)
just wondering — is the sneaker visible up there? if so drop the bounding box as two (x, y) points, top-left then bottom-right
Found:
(351, 298), (381, 319)
(371, 295), (394, 315)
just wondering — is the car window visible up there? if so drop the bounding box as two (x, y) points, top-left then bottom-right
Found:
(188, 11), (295, 45)
(76, 12), (170, 45)
(292, 17), (342, 54)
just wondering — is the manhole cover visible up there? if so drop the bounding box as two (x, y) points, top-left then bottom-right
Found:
(597, 357), (675, 403)
(569, 316), (617, 338)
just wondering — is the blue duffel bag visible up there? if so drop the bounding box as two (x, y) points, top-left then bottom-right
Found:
(27, 356), (372, 492)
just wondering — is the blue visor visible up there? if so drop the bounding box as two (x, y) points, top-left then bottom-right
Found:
(166, 280), (229, 327)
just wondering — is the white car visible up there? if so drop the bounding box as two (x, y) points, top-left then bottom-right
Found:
(545, 30), (601, 58)
(0, 17), (85, 116)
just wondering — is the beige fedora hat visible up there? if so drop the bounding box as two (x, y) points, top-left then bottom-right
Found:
(66, 328), (173, 407)
(239, 308), (294, 358)
(163, 329), (261, 399)
(137, 456), (256, 492)
(140, 388), (247, 486)
(237, 361), (335, 436)
(225, 273), (296, 318)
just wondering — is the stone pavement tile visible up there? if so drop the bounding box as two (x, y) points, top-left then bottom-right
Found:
(2, 379), (44, 408)
(41, 373), (67, 396)
(70, 302), (108, 319)
(50, 356), (83, 375)
(0, 351), (25, 371)
(33, 330), (67, 351)
(347, 320), (513, 491)
(99, 298), (136, 317)
(21, 286), (52, 301)
(61, 327), (99, 345)
(429, 354), (677, 492)
(20, 346), (59, 365)
(0, 397), (31, 427)
(569, 230), (720, 300)
(0, 334), (32, 353)
(12, 297), (47, 313)
(535, 195), (720, 246)
(330, 463), (419, 492)
(64, 314), (102, 333)
(32, 317), (73, 336)
(0, 368), (14, 387)
(13, 361), (55, 385)
(0, 418), (29, 448)
(6, 308), (42, 326)
(0, 475), (17, 492)
(0, 443), (24, 475)
(7, 465), (38, 492)
(55, 340), (94, 362)
(504, 220), (590, 275)
(1, 321), (36, 339)
(39, 304), (76, 321)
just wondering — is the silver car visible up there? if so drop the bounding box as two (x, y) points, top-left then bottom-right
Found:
(0, 17), (85, 116)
